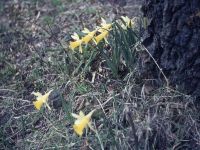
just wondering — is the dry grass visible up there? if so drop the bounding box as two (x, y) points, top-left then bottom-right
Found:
(1, 0), (200, 150)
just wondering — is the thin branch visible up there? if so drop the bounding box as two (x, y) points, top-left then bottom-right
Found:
(140, 43), (169, 88)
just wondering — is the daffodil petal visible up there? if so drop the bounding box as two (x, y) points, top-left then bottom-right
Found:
(46, 89), (53, 95)
(71, 113), (80, 119)
(101, 24), (112, 31)
(40, 91), (51, 103)
(82, 28), (90, 34)
(79, 45), (83, 53)
(101, 18), (107, 25)
(121, 16), (126, 21)
(45, 102), (51, 110)
(31, 92), (42, 97)
(86, 109), (96, 118)
(71, 33), (80, 40)
(79, 111), (85, 117)
(98, 24), (112, 33)
(121, 16), (133, 28)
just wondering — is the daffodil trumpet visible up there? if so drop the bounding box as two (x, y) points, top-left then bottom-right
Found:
(81, 28), (96, 44)
(69, 33), (83, 53)
(94, 30), (109, 44)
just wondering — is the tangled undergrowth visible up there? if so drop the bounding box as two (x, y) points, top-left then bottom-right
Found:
(1, 0), (200, 149)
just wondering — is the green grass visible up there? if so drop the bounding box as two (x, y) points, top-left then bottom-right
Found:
(0, 0), (200, 150)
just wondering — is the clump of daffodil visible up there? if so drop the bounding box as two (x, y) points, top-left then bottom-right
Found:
(32, 90), (53, 110)
(81, 28), (96, 44)
(69, 33), (83, 53)
(71, 109), (95, 136)
(95, 18), (112, 44)
(120, 16), (134, 29)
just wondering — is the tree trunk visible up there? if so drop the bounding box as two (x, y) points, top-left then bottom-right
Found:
(141, 0), (200, 99)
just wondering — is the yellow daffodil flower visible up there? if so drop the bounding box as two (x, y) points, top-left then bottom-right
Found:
(99, 18), (112, 32)
(69, 33), (83, 53)
(121, 16), (133, 29)
(72, 109), (95, 136)
(95, 30), (109, 44)
(32, 90), (53, 110)
(94, 18), (112, 44)
(81, 28), (96, 44)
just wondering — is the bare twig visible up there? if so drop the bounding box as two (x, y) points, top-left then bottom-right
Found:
(139, 43), (169, 88)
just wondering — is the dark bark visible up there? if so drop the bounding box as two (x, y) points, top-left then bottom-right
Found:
(141, 0), (200, 98)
